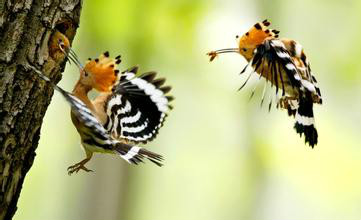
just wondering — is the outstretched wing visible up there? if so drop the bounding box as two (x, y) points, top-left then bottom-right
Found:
(104, 66), (173, 144)
(58, 87), (164, 165)
(283, 39), (322, 103)
(252, 39), (301, 94)
(55, 87), (113, 144)
(252, 39), (319, 97)
(252, 40), (321, 147)
(28, 64), (112, 143)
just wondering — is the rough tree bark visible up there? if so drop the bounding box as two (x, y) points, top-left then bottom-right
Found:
(0, 0), (81, 219)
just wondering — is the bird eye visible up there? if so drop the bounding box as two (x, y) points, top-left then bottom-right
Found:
(236, 35), (239, 39)
(242, 48), (247, 52)
(84, 72), (89, 77)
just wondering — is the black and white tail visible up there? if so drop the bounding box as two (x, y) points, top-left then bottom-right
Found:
(294, 92), (318, 148)
(115, 142), (164, 166)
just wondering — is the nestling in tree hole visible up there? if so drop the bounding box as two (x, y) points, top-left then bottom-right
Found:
(49, 31), (70, 62)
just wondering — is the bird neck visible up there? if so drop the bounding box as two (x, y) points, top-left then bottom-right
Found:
(72, 80), (95, 112)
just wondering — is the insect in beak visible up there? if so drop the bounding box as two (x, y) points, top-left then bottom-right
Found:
(207, 48), (239, 62)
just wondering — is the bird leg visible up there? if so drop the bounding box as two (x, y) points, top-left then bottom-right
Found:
(278, 96), (298, 110)
(67, 154), (93, 175)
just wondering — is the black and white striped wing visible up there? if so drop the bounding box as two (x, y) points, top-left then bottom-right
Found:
(105, 67), (173, 143)
(56, 86), (164, 165)
(253, 40), (320, 147)
(28, 64), (112, 144)
(252, 39), (318, 95)
(55, 86), (114, 147)
(297, 51), (322, 103)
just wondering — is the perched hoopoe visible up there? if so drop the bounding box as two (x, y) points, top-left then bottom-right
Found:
(207, 20), (322, 148)
(31, 41), (173, 175)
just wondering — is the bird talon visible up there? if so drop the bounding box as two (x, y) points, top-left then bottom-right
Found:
(67, 162), (93, 175)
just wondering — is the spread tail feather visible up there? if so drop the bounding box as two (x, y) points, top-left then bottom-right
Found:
(294, 93), (318, 148)
(115, 142), (163, 166)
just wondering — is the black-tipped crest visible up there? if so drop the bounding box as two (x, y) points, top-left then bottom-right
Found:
(263, 19), (271, 26)
(254, 23), (262, 30)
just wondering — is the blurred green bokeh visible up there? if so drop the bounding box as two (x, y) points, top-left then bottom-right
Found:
(15, 0), (361, 219)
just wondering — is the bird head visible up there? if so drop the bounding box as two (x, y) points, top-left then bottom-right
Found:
(207, 19), (279, 62)
(81, 52), (121, 92)
(49, 31), (71, 62)
(237, 19), (279, 61)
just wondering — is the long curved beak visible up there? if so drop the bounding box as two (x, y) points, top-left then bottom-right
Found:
(59, 43), (84, 69)
(207, 48), (239, 61)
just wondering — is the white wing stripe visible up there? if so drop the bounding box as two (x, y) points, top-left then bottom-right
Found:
(118, 100), (131, 114)
(276, 51), (290, 58)
(125, 134), (153, 142)
(271, 40), (286, 48)
(122, 110), (142, 124)
(125, 73), (169, 113)
(301, 79), (316, 92)
(285, 63), (296, 71)
(122, 122), (148, 133)
(107, 94), (123, 115)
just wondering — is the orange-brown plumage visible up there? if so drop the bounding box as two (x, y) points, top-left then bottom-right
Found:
(83, 60), (117, 92)
(237, 19), (279, 61)
(76, 52), (121, 92)
(67, 52), (122, 174)
(238, 22), (269, 48)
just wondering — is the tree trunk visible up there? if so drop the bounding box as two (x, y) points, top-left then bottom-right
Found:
(0, 0), (81, 219)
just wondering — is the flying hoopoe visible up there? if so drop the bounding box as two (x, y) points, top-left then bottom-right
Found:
(207, 20), (322, 148)
(31, 38), (173, 175)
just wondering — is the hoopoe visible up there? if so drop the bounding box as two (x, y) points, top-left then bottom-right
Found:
(31, 39), (173, 175)
(207, 20), (322, 148)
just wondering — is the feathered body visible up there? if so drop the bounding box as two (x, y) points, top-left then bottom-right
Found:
(33, 45), (173, 174)
(67, 52), (173, 174)
(208, 20), (322, 147)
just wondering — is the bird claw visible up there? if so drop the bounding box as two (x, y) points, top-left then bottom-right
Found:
(67, 163), (93, 175)
(279, 96), (297, 110)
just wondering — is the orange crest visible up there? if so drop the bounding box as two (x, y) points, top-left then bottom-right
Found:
(238, 19), (279, 49)
(83, 52), (121, 92)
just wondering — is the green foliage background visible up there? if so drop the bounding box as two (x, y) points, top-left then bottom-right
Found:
(15, 0), (361, 219)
